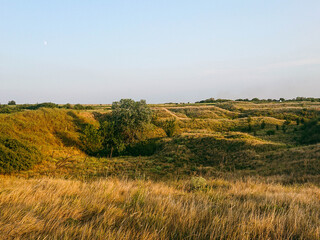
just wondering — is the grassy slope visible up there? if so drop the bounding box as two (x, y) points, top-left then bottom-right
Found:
(0, 102), (320, 239)
(0, 102), (319, 181)
(0, 109), (84, 156)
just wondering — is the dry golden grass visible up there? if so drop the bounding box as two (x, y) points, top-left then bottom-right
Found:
(0, 109), (89, 157)
(0, 176), (319, 240)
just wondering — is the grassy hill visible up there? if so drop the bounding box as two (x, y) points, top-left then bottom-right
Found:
(0, 101), (318, 181)
(0, 101), (320, 239)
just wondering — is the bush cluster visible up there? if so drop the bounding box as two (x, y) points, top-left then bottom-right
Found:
(0, 137), (42, 173)
(81, 99), (152, 157)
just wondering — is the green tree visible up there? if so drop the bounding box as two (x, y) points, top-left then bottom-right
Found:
(111, 99), (152, 143)
(74, 104), (85, 110)
(100, 121), (125, 158)
(63, 103), (72, 109)
(300, 119), (320, 144)
(80, 124), (103, 155)
(8, 100), (16, 105)
(261, 120), (266, 129)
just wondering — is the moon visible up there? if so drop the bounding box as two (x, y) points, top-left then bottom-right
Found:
(44, 41), (48, 46)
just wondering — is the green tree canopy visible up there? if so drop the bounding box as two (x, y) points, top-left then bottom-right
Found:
(111, 99), (152, 143)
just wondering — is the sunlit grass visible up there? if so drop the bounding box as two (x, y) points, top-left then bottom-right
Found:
(0, 176), (319, 239)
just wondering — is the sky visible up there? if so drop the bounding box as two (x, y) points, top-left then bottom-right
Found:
(1, 0), (320, 104)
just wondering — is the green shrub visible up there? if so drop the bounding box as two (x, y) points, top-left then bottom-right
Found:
(124, 139), (163, 156)
(189, 177), (207, 190)
(80, 124), (103, 155)
(62, 103), (72, 109)
(266, 130), (275, 136)
(74, 104), (85, 110)
(99, 121), (125, 157)
(300, 119), (320, 144)
(162, 119), (178, 137)
(0, 137), (41, 173)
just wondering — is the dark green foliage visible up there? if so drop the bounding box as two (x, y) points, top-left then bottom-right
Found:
(0, 137), (41, 173)
(8, 100), (16, 105)
(111, 99), (152, 143)
(73, 104), (94, 110)
(80, 125), (103, 155)
(266, 130), (275, 136)
(124, 139), (163, 156)
(0, 106), (15, 114)
(63, 103), (72, 109)
(261, 121), (266, 129)
(79, 99), (152, 157)
(74, 104), (85, 110)
(284, 119), (291, 125)
(282, 124), (287, 133)
(196, 98), (231, 103)
(197, 97), (320, 103)
(99, 121), (125, 157)
(19, 102), (59, 110)
(300, 119), (320, 144)
(163, 119), (178, 137)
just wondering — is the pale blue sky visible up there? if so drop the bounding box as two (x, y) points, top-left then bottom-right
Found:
(1, 1), (320, 104)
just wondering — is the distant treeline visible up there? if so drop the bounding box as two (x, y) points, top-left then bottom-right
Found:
(0, 102), (94, 114)
(197, 97), (320, 103)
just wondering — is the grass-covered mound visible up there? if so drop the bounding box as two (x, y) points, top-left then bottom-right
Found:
(0, 108), (92, 156)
(0, 108), (96, 173)
(0, 137), (42, 173)
(157, 133), (282, 167)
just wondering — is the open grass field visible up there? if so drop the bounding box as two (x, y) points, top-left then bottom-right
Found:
(0, 100), (320, 239)
(1, 176), (320, 240)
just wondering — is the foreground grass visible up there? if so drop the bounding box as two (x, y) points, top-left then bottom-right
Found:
(0, 177), (319, 239)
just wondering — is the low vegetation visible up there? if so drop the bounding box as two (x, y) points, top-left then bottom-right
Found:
(0, 177), (319, 239)
(0, 137), (41, 173)
(0, 98), (319, 239)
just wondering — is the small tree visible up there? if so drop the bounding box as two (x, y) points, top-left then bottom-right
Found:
(74, 104), (85, 110)
(100, 121), (125, 158)
(8, 100), (16, 105)
(261, 120), (266, 129)
(111, 99), (152, 143)
(63, 103), (72, 109)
